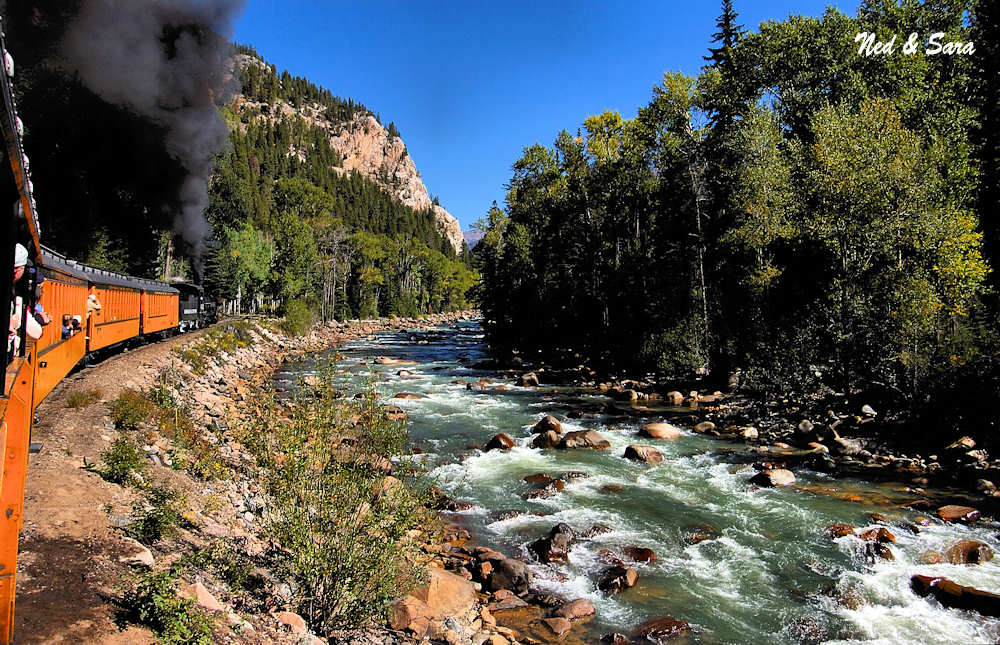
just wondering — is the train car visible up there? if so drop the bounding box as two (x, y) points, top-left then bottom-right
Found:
(32, 248), (89, 403)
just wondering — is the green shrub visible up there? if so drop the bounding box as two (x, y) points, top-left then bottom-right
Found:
(281, 299), (314, 337)
(123, 569), (214, 645)
(109, 389), (154, 431)
(127, 484), (185, 543)
(245, 372), (427, 632)
(67, 388), (103, 409)
(101, 435), (147, 486)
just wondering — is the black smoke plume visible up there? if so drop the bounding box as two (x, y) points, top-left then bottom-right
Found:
(57, 0), (244, 272)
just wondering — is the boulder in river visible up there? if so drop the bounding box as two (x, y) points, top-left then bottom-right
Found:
(937, 504), (980, 523)
(911, 575), (1000, 617)
(623, 445), (664, 465)
(393, 392), (423, 400)
(665, 391), (685, 406)
(485, 557), (532, 594)
(857, 527), (896, 544)
(484, 433), (515, 452)
(598, 565), (638, 594)
(638, 422), (681, 440)
(632, 616), (691, 642)
(532, 415), (563, 434)
(749, 468), (795, 487)
(945, 540), (994, 565)
(623, 546), (656, 563)
(684, 523), (720, 545)
(531, 430), (561, 449)
(558, 430), (611, 450)
(824, 523), (856, 539)
(520, 372), (541, 387)
(555, 598), (596, 621)
(693, 421), (716, 434)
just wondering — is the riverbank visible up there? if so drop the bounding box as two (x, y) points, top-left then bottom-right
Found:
(16, 311), (482, 645)
(481, 362), (1000, 504)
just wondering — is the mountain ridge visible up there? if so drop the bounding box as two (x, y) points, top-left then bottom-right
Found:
(232, 53), (464, 252)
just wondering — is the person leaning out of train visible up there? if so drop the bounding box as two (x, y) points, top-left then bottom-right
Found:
(31, 273), (52, 326)
(86, 286), (102, 320)
(61, 314), (73, 339)
(8, 243), (42, 358)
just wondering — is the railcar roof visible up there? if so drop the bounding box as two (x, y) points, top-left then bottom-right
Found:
(40, 246), (179, 294)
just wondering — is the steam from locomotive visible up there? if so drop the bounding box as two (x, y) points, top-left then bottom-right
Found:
(57, 0), (245, 271)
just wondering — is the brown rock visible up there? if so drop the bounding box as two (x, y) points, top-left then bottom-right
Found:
(542, 617), (573, 636)
(921, 551), (943, 565)
(750, 468), (795, 487)
(558, 430), (611, 450)
(389, 596), (434, 633)
(693, 421), (716, 434)
(665, 391), (685, 406)
(180, 582), (224, 612)
(484, 433), (516, 452)
(857, 527), (896, 543)
(555, 598), (596, 621)
(393, 392), (423, 399)
(638, 423), (681, 440)
(937, 505), (980, 523)
(623, 546), (656, 563)
(945, 540), (994, 565)
(410, 567), (477, 618)
(532, 415), (563, 434)
(684, 523), (720, 545)
(276, 610), (308, 635)
(532, 430), (561, 449)
(623, 445), (664, 465)
(581, 524), (614, 537)
(600, 484), (625, 494)
(824, 523), (856, 539)
(524, 473), (555, 484)
(911, 575), (1000, 617)
(598, 566), (638, 594)
(633, 617), (691, 642)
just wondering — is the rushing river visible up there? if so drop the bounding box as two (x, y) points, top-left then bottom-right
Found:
(280, 321), (1000, 644)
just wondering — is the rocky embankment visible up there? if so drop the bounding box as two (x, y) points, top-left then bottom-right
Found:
(20, 311), (500, 645)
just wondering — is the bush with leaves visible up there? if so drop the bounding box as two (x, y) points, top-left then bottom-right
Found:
(243, 372), (428, 632)
(127, 484), (186, 544)
(121, 568), (214, 645)
(100, 434), (147, 486)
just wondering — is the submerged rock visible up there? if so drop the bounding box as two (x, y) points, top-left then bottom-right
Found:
(632, 617), (691, 642)
(623, 546), (656, 563)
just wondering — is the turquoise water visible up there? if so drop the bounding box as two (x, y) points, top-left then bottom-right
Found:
(281, 321), (1000, 644)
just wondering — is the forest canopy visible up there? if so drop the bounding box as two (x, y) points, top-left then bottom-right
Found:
(475, 0), (998, 409)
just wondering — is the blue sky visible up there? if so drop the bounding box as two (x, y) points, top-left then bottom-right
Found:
(234, 1), (859, 231)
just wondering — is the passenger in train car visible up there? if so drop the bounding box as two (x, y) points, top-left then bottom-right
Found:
(71, 314), (82, 335)
(30, 273), (52, 326)
(8, 243), (42, 360)
(86, 285), (102, 321)
(61, 314), (73, 339)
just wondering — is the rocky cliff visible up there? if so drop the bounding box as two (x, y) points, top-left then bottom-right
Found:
(233, 55), (464, 253)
